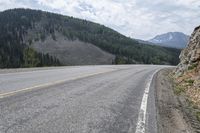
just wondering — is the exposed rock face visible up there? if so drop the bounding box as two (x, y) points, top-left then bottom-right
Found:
(174, 25), (200, 107)
(175, 26), (200, 76)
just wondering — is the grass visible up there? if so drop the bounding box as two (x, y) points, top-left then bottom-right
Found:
(188, 64), (198, 70)
(186, 79), (194, 86)
(174, 85), (185, 95)
(196, 111), (200, 122)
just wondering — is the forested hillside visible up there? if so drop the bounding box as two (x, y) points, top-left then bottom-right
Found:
(0, 8), (181, 68)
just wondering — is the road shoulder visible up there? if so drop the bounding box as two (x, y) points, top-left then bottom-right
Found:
(155, 68), (195, 133)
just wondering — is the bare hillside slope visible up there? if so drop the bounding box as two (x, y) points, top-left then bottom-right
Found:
(31, 33), (115, 65)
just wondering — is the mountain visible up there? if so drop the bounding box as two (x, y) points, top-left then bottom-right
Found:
(148, 32), (190, 49)
(0, 8), (181, 68)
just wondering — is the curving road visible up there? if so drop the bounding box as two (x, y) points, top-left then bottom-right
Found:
(0, 65), (167, 133)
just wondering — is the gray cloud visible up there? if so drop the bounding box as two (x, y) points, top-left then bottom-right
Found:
(0, 0), (199, 40)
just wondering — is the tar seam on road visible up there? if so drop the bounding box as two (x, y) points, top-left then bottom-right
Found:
(0, 69), (115, 99)
(135, 70), (159, 133)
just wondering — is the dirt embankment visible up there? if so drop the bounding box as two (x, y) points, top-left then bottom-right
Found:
(155, 69), (200, 133)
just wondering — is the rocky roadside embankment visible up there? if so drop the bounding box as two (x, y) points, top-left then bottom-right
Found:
(155, 69), (194, 133)
(173, 25), (200, 132)
(156, 26), (200, 133)
(174, 25), (200, 107)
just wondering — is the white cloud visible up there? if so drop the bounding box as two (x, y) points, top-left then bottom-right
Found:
(0, 0), (199, 40)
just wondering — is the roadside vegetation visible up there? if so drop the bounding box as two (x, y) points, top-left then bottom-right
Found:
(172, 65), (200, 132)
(156, 69), (194, 132)
(173, 84), (185, 95)
(173, 66), (200, 108)
(196, 112), (200, 122)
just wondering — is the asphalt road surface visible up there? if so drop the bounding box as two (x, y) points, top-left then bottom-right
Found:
(0, 65), (167, 133)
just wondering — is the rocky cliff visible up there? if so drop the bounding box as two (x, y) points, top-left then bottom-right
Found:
(174, 25), (200, 106)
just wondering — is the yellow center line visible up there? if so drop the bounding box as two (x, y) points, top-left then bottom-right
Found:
(0, 69), (115, 99)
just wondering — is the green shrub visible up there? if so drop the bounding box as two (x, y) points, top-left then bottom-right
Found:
(196, 112), (200, 122)
(188, 64), (198, 70)
(186, 79), (194, 86)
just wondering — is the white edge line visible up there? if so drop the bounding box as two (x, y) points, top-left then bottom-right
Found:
(135, 69), (160, 133)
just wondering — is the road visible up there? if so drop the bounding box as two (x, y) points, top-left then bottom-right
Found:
(0, 65), (166, 133)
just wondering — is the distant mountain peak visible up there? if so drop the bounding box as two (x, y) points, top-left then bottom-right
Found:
(148, 32), (190, 49)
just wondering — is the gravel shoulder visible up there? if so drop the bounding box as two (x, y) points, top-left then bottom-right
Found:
(155, 68), (195, 133)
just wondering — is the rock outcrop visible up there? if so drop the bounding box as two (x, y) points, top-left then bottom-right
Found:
(175, 26), (200, 75)
(174, 25), (200, 106)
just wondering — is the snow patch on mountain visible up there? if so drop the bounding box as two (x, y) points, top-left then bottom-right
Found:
(148, 32), (190, 49)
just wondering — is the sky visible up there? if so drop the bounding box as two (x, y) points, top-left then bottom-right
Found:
(0, 0), (199, 40)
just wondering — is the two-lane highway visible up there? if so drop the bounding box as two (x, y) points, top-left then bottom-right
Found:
(0, 65), (166, 133)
